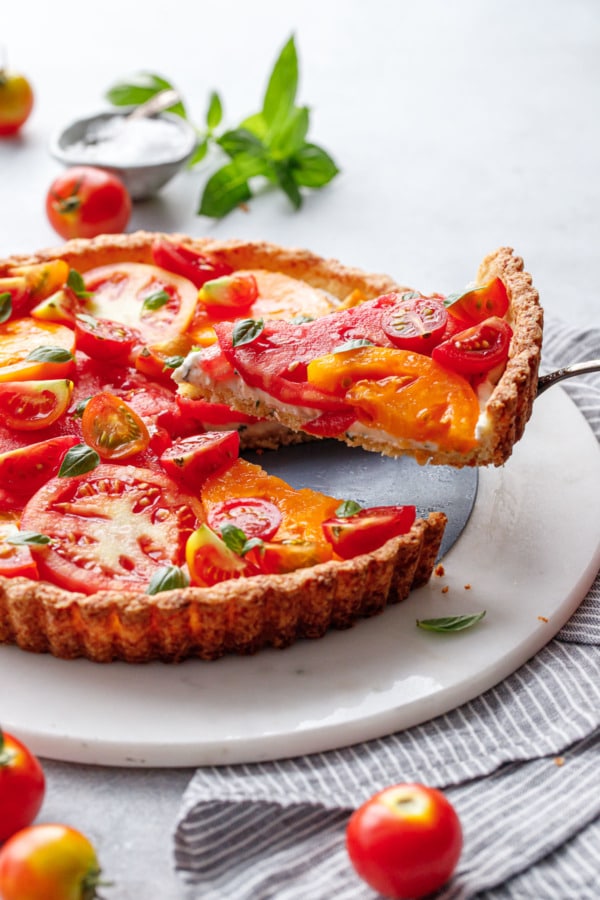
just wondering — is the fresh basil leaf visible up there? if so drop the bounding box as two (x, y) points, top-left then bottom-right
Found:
(333, 339), (374, 354)
(188, 138), (209, 167)
(232, 318), (264, 347)
(291, 143), (340, 187)
(141, 289), (170, 313)
(0, 292), (12, 324)
(217, 128), (266, 160)
(58, 443), (100, 478)
(290, 314), (314, 325)
(241, 537), (264, 556)
(402, 291), (421, 301)
(443, 291), (465, 308)
(146, 565), (189, 595)
(416, 611), (487, 633)
(206, 91), (223, 131)
(269, 106), (310, 160)
(198, 155), (269, 218)
(274, 162), (302, 210)
(26, 346), (74, 364)
(239, 111), (268, 141)
(67, 269), (92, 299)
(335, 500), (363, 518)
(72, 397), (91, 418)
(106, 72), (187, 118)
(162, 355), (185, 370)
(262, 35), (298, 134)
(220, 524), (249, 555)
(6, 531), (51, 547)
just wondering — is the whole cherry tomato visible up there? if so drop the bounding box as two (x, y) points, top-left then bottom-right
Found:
(0, 823), (103, 900)
(45, 166), (131, 240)
(0, 727), (45, 843)
(0, 68), (34, 136)
(346, 782), (463, 899)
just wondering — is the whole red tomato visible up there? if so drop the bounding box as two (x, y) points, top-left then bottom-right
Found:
(346, 782), (462, 899)
(0, 727), (45, 842)
(0, 69), (34, 136)
(0, 823), (103, 900)
(45, 166), (131, 240)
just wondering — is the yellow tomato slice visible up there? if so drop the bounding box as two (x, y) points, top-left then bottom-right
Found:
(0, 318), (76, 382)
(83, 262), (198, 343)
(10, 259), (70, 301)
(307, 346), (480, 451)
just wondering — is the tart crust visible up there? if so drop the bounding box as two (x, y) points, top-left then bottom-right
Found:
(0, 232), (448, 664)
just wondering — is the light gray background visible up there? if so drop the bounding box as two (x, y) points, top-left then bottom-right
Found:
(1, 1), (598, 897)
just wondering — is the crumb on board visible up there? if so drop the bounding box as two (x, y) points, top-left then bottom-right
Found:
(435, 564), (445, 577)
(538, 615), (549, 623)
(554, 756), (565, 767)
(464, 584), (471, 590)
(441, 586), (449, 594)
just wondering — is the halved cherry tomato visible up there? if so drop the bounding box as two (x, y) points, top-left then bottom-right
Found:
(445, 277), (509, 324)
(207, 497), (282, 541)
(322, 505), (416, 559)
(81, 392), (150, 460)
(152, 238), (233, 287)
(21, 464), (202, 593)
(9, 260), (70, 304)
(245, 539), (330, 574)
(0, 823), (102, 900)
(159, 431), (240, 489)
(30, 287), (80, 325)
(0, 435), (79, 498)
(382, 295), (448, 354)
(0, 277), (30, 321)
(346, 782), (463, 899)
(432, 316), (513, 375)
(82, 262), (198, 344)
(74, 313), (141, 364)
(198, 273), (258, 311)
(0, 318), (75, 382)
(0, 379), (73, 431)
(0, 727), (45, 843)
(0, 514), (39, 579)
(186, 523), (252, 586)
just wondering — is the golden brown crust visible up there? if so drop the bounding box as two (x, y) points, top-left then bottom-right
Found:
(183, 245), (543, 467)
(0, 513), (446, 663)
(0, 232), (447, 662)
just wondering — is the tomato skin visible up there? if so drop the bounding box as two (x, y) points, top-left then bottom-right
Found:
(159, 431), (240, 489)
(382, 295), (448, 354)
(322, 506), (416, 559)
(46, 166), (131, 240)
(0, 729), (45, 843)
(346, 783), (463, 899)
(207, 497), (282, 541)
(198, 273), (258, 311)
(0, 435), (79, 498)
(0, 70), (34, 136)
(245, 539), (330, 574)
(432, 316), (513, 375)
(0, 823), (101, 900)
(151, 238), (233, 288)
(446, 277), (509, 324)
(0, 379), (73, 431)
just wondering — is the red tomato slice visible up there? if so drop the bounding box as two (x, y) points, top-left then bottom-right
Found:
(0, 435), (79, 498)
(0, 516), (39, 579)
(75, 314), (141, 363)
(245, 539), (331, 574)
(81, 393), (150, 460)
(0, 379), (73, 431)
(322, 505), (416, 559)
(151, 238), (233, 287)
(207, 497), (282, 541)
(82, 262), (198, 344)
(303, 409), (358, 437)
(382, 295), (448, 354)
(0, 277), (31, 320)
(159, 431), (240, 489)
(445, 277), (509, 324)
(0, 318), (75, 382)
(432, 316), (513, 375)
(20, 464), (202, 593)
(185, 524), (252, 586)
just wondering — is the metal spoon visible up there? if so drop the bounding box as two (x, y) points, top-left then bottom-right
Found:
(82, 89), (181, 145)
(537, 359), (600, 396)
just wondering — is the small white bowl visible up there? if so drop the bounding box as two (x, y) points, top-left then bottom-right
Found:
(49, 110), (198, 200)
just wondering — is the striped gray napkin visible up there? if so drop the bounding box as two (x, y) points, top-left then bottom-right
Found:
(174, 318), (600, 900)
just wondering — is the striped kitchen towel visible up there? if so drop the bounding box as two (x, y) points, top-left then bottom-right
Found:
(174, 317), (600, 900)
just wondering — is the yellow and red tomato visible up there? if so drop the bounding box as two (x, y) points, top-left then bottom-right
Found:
(0, 69), (34, 136)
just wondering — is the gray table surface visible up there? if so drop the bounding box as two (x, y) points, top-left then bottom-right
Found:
(2, 1), (599, 897)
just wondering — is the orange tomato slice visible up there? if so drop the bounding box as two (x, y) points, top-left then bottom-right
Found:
(10, 259), (70, 302)
(0, 318), (76, 382)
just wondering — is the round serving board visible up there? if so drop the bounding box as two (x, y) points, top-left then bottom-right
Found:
(1, 387), (599, 767)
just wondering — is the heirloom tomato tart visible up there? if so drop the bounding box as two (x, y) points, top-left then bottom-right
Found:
(0, 233), (541, 663)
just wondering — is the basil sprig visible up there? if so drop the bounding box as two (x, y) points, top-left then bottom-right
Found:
(220, 524), (263, 557)
(105, 36), (339, 219)
(416, 611), (487, 633)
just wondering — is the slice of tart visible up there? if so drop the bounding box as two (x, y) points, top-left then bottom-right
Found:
(0, 232), (447, 663)
(175, 247), (543, 467)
